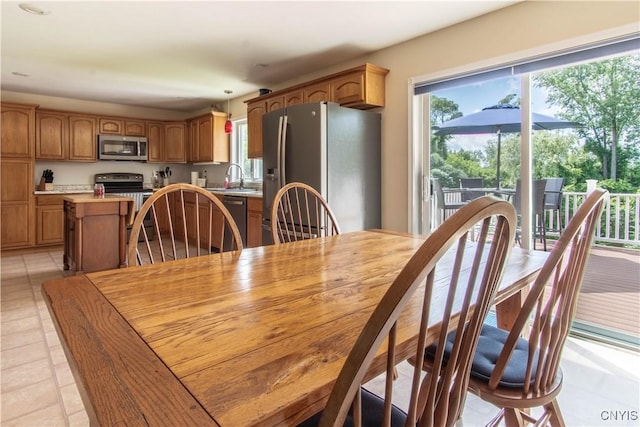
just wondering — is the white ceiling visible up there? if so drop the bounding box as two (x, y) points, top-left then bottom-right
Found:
(1, 1), (519, 112)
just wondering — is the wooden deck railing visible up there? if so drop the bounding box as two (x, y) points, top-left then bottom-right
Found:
(435, 189), (639, 246)
(559, 192), (639, 245)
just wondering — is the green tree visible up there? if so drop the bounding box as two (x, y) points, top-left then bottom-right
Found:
(430, 95), (462, 158)
(534, 55), (640, 181)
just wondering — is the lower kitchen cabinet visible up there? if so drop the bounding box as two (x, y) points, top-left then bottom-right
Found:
(63, 195), (133, 274)
(1, 159), (34, 249)
(247, 197), (263, 248)
(36, 194), (66, 245)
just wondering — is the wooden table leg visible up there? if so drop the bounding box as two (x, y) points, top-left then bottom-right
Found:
(495, 287), (529, 331)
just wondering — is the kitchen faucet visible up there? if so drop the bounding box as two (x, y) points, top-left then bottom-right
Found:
(225, 163), (245, 189)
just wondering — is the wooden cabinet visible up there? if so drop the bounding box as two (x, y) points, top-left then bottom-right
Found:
(164, 122), (186, 163)
(98, 118), (123, 135)
(186, 118), (198, 163)
(124, 120), (145, 136)
(36, 111), (67, 159)
(63, 195), (132, 274)
(1, 159), (34, 248)
(332, 68), (387, 109)
(190, 112), (229, 163)
(245, 63), (389, 158)
(146, 121), (164, 163)
(267, 96), (285, 112)
(69, 115), (97, 161)
(37, 110), (97, 161)
(304, 82), (331, 103)
(247, 101), (267, 159)
(1, 103), (35, 250)
(1, 102), (35, 158)
(247, 197), (263, 248)
(284, 90), (305, 106)
(36, 194), (67, 245)
(99, 118), (146, 136)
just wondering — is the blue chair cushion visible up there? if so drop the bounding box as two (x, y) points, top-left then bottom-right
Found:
(425, 324), (539, 389)
(297, 387), (407, 427)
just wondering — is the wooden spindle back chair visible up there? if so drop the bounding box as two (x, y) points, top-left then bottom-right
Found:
(271, 182), (341, 244)
(127, 184), (242, 266)
(304, 196), (517, 427)
(460, 189), (607, 427)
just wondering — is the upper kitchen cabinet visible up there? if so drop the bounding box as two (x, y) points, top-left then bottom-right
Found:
(304, 82), (331, 104)
(330, 65), (388, 108)
(284, 90), (305, 106)
(69, 115), (97, 161)
(98, 117), (146, 136)
(190, 112), (229, 163)
(146, 121), (164, 163)
(164, 122), (187, 163)
(36, 110), (67, 160)
(124, 120), (146, 136)
(98, 117), (123, 135)
(1, 102), (36, 158)
(36, 110), (97, 161)
(245, 63), (389, 157)
(247, 101), (267, 159)
(266, 96), (285, 112)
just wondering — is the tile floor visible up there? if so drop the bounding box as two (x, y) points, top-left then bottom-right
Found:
(1, 247), (639, 426)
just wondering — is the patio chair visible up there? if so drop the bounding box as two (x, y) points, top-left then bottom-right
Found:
(544, 177), (565, 234)
(460, 177), (484, 202)
(513, 179), (548, 251)
(128, 184), (243, 266)
(433, 177), (467, 223)
(298, 196), (517, 427)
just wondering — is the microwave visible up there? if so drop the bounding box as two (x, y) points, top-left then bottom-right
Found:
(97, 135), (148, 161)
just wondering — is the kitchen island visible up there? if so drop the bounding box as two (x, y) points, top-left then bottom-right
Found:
(63, 194), (134, 274)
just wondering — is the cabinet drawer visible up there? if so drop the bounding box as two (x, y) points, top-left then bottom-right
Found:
(36, 195), (67, 206)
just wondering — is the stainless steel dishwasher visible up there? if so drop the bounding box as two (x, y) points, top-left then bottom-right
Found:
(222, 195), (247, 250)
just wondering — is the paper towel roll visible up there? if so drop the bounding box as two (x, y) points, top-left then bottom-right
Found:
(191, 171), (198, 185)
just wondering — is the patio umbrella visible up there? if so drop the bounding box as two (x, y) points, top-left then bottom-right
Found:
(432, 104), (580, 188)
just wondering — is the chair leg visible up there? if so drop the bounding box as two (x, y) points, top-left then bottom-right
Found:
(502, 408), (526, 427)
(545, 399), (566, 427)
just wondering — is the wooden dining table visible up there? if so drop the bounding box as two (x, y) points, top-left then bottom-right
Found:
(42, 229), (547, 427)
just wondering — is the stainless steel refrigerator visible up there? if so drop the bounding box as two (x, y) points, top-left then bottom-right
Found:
(262, 101), (381, 244)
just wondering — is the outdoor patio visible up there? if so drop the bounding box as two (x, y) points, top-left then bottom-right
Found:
(573, 243), (639, 346)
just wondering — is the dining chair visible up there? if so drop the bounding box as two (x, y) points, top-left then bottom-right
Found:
(458, 188), (607, 427)
(127, 183), (243, 266)
(271, 182), (341, 244)
(513, 179), (548, 251)
(432, 177), (467, 223)
(460, 177), (484, 202)
(299, 196), (517, 427)
(544, 177), (565, 234)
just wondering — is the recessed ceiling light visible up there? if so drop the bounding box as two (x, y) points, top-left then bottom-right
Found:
(12, 72), (30, 77)
(18, 3), (50, 15)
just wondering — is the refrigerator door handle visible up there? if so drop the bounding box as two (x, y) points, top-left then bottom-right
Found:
(275, 115), (283, 183)
(280, 114), (288, 186)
